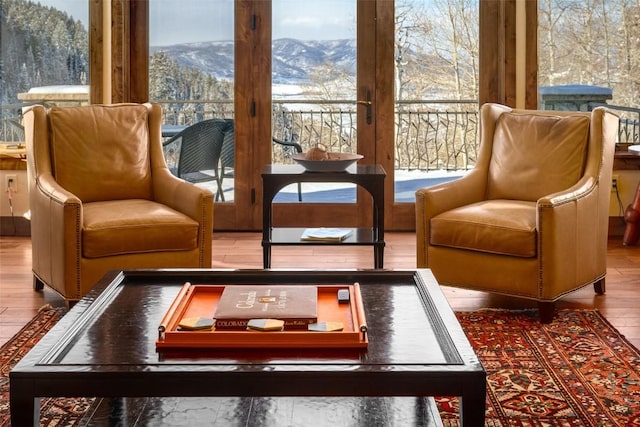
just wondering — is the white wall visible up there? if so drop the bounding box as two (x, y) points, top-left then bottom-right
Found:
(610, 171), (640, 217)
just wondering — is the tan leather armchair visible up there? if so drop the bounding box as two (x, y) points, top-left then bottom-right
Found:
(416, 103), (619, 322)
(24, 103), (214, 304)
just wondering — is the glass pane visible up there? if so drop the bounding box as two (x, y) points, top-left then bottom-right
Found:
(538, 1), (640, 216)
(394, 0), (477, 202)
(1, 0), (88, 222)
(272, 0), (357, 203)
(2, 0), (89, 138)
(150, 0), (235, 202)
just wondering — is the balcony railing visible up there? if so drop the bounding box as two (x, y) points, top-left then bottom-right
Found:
(3, 98), (639, 172)
(157, 99), (480, 171)
(158, 99), (640, 169)
(589, 102), (640, 148)
(0, 103), (27, 143)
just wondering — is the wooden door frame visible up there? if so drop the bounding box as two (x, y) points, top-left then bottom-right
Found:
(479, 0), (538, 108)
(365, 0), (398, 230)
(232, 0), (272, 230)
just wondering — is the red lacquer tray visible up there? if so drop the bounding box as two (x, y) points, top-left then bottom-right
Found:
(156, 283), (368, 349)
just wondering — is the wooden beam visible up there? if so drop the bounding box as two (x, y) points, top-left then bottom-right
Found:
(479, 0), (538, 108)
(89, 0), (103, 104)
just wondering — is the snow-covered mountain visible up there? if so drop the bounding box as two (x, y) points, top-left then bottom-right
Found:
(150, 38), (356, 84)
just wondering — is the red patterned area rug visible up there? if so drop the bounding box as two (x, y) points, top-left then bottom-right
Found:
(0, 306), (93, 427)
(1, 307), (639, 426)
(437, 309), (640, 426)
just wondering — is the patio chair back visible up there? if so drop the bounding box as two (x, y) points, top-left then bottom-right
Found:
(163, 118), (232, 183)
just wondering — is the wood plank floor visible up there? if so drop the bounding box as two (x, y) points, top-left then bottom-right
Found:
(1, 232), (640, 348)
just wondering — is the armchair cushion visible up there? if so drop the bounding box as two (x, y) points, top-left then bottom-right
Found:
(82, 199), (199, 258)
(430, 199), (537, 257)
(487, 112), (590, 201)
(49, 104), (152, 203)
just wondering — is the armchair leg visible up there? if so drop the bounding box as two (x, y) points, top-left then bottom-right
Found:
(538, 301), (555, 324)
(33, 276), (44, 291)
(594, 278), (606, 295)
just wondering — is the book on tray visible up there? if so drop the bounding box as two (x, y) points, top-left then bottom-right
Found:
(213, 285), (318, 330)
(300, 227), (353, 242)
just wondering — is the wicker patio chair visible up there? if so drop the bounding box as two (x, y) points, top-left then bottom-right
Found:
(162, 118), (232, 201)
(163, 120), (304, 202)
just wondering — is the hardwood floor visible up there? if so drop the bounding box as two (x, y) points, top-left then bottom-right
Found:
(1, 232), (640, 348)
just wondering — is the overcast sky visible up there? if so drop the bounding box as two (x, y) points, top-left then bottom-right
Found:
(30, 0), (355, 45)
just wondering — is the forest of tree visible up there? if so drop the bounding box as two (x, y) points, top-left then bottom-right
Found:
(0, 0), (229, 108)
(0, 0), (87, 106)
(392, 0), (640, 107)
(149, 51), (234, 118)
(2, 0), (639, 109)
(538, 0), (640, 106)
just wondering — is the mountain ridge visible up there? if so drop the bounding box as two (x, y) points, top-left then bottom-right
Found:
(150, 38), (356, 84)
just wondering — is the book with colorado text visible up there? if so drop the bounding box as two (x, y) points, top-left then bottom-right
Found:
(300, 227), (353, 242)
(213, 285), (318, 330)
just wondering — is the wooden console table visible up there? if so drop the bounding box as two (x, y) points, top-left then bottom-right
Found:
(261, 164), (386, 268)
(614, 149), (640, 170)
(0, 142), (26, 170)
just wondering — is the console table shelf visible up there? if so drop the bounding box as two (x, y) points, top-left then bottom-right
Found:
(269, 227), (382, 245)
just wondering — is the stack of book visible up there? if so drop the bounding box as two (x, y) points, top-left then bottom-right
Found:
(300, 227), (353, 242)
(213, 285), (318, 330)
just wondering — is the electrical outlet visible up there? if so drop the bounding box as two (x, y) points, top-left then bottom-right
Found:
(611, 175), (619, 192)
(5, 174), (17, 193)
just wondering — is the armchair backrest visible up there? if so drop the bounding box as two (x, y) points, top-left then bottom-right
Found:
(481, 104), (592, 202)
(47, 103), (155, 203)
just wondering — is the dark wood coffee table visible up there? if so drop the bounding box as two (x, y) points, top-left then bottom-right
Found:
(10, 269), (485, 426)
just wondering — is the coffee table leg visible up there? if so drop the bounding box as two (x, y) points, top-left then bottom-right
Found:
(263, 244), (271, 268)
(460, 388), (486, 426)
(10, 387), (39, 426)
(374, 246), (384, 269)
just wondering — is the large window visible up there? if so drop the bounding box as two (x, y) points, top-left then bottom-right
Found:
(538, 0), (639, 107)
(271, 0), (358, 203)
(393, 0), (478, 202)
(1, 0), (88, 225)
(149, 0), (235, 201)
(538, 1), (640, 218)
(4, 0), (544, 231)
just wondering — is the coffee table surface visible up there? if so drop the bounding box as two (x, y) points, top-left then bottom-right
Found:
(11, 269), (485, 425)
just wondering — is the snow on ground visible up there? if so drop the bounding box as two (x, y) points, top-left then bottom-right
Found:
(199, 169), (467, 203)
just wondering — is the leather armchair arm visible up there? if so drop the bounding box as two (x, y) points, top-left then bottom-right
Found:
(36, 173), (82, 206)
(537, 174), (604, 299)
(152, 168), (214, 267)
(415, 169), (486, 219)
(415, 169), (485, 267)
(152, 168), (214, 222)
(538, 175), (597, 208)
(31, 172), (83, 297)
